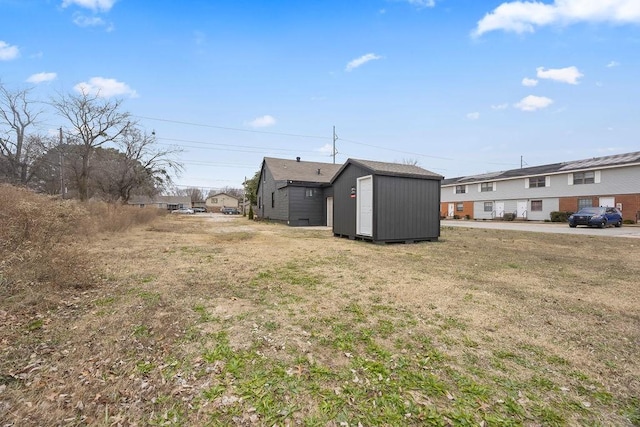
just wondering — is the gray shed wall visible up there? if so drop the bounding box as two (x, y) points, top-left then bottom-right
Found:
(332, 163), (441, 242)
(375, 175), (441, 241)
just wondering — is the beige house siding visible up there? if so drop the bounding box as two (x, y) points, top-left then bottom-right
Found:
(206, 193), (239, 212)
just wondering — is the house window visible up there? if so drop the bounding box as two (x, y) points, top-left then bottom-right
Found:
(531, 200), (543, 211)
(212, 198), (218, 204)
(271, 192), (275, 208)
(455, 185), (466, 194)
(305, 188), (314, 197)
(529, 177), (546, 188)
(573, 171), (595, 185)
(258, 196), (262, 209)
(484, 202), (493, 212)
(481, 182), (494, 192)
(456, 203), (464, 212)
(578, 198), (592, 210)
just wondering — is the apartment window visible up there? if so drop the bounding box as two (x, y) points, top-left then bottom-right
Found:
(531, 200), (543, 211)
(529, 177), (546, 188)
(573, 171), (595, 185)
(305, 188), (314, 197)
(455, 185), (466, 194)
(481, 182), (494, 192)
(456, 202), (464, 212)
(578, 198), (593, 210)
(484, 202), (493, 212)
(271, 192), (275, 208)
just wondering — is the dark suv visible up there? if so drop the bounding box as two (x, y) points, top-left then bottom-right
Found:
(221, 207), (240, 215)
(568, 207), (623, 228)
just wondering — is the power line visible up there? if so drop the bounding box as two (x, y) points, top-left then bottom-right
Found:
(133, 115), (330, 140)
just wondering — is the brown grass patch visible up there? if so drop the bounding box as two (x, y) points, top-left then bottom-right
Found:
(1, 207), (639, 425)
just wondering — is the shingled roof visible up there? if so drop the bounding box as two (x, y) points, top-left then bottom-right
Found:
(442, 151), (640, 185)
(333, 158), (443, 181)
(263, 157), (342, 183)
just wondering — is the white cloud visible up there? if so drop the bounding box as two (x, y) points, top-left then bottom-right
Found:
(317, 144), (334, 155)
(26, 72), (57, 84)
(72, 14), (106, 27)
(61, 0), (117, 12)
(491, 103), (509, 110)
(246, 115), (276, 128)
(536, 66), (583, 84)
(473, 0), (640, 37)
(606, 60), (620, 68)
(522, 77), (538, 87)
(0, 41), (19, 61)
(514, 95), (554, 111)
(345, 53), (382, 72)
(467, 112), (480, 120)
(74, 77), (138, 98)
(405, 0), (435, 8)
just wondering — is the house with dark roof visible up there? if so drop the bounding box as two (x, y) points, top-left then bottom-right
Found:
(256, 157), (342, 226)
(441, 151), (640, 223)
(331, 159), (443, 243)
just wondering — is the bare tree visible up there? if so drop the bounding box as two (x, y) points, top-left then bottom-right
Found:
(184, 187), (204, 204)
(402, 158), (420, 166)
(0, 85), (45, 184)
(218, 185), (243, 200)
(116, 126), (183, 202)
(51, 89), (130, 201)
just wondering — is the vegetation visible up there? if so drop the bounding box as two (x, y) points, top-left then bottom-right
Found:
(0, 82), (182, 202)
(550, 211), (573, 222)
(1, 188), (638, 425)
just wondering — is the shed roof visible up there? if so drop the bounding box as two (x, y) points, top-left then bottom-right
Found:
(442, 151), (640, 185)
(332, 158), (443, 182)
(263, 157), (342, 183)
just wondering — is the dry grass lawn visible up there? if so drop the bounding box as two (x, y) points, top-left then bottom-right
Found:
(1, 214), (639, 426)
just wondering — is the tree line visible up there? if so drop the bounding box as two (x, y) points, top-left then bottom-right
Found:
(0, 83), (183, 203)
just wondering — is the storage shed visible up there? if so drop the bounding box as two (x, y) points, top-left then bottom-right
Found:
(331, 159), (443, 243)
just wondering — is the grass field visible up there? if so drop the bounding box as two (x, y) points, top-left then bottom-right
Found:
(1, 213), (639, 426)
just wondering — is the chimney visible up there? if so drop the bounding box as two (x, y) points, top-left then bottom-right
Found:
(296, 157), (301, 162)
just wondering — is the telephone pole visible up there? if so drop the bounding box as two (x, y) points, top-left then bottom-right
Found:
(59, 127), (64, 197)
(332, 126), (338, 164)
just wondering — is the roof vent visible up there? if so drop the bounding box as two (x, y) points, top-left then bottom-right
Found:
(296, 157), (301, 162)
(317, 168), (321, 175)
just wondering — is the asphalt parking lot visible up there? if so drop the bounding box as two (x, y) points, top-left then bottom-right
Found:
(442, 219), (640, 238)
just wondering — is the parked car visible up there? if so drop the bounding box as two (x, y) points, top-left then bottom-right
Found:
(568, 207), (622, 228)
(221, 207), (240, 215)
(171, 207), (194, 215)
(192, 207), (207, 213)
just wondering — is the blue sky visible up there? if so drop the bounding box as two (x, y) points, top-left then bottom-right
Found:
(2, 0), (639, 191)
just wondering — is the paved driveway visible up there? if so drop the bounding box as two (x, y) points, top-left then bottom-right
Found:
(442, 219), (640, 239)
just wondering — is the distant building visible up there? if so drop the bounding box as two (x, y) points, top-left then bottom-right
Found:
(256, 157), (342, 226)
(128, 195), (191, 211)
(441, 151), (640, 223)
(206, 192), (240, 213)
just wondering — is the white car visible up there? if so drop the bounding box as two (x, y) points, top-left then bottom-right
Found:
(171, 208), (194, 214)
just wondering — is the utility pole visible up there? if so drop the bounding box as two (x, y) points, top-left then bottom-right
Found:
(59, 127), (64, 197)
(332, 126), (338, 164)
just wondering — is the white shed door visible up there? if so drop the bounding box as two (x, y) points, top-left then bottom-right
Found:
(326, 197), (334, 227)
(357, 175), (373, 237)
